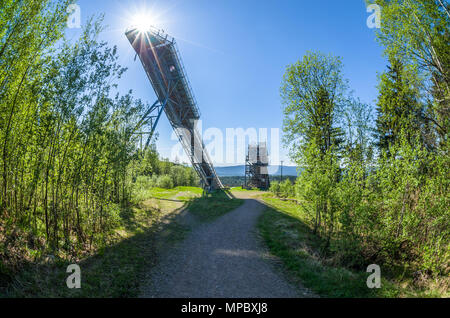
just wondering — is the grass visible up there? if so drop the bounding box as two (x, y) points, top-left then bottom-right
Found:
(229, 186), (266, 193)
(2, 186), (242, 298)
(229, 186), (251, 192)
(4, 198), (187, 297)
(258, 196), (406, 298)
(147, 186), (204, 199)
(186, 189), (244, 222)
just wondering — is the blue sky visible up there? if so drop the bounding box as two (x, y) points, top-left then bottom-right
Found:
(68, 0), (387, 166)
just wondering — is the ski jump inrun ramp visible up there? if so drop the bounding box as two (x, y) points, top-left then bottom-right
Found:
(126, 27), (223, 191)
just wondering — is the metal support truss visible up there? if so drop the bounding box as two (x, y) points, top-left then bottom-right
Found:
(134, 99), (167, 151)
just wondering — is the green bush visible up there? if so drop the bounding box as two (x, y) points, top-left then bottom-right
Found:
(325, 136), (450, 275)
(156, 175), (174, 189)
(169, 165), (199, 187)
(269, 181), (281, 196)
(270, 180), (296, 198)
(279, 179), (295, 198)
(134, 175), (157, 189)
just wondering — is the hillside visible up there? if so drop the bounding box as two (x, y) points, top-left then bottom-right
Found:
(215, 165), (299, 177)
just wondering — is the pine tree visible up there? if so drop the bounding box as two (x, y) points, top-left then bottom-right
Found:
(374, 0), (449, 144)
(374, 57), (424, 153)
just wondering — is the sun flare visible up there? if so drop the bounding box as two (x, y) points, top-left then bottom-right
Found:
(133, 13), (154, 32)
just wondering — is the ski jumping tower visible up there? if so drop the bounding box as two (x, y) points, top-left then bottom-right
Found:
(125, 27), (223, 190)
(244, 143), (270, 190)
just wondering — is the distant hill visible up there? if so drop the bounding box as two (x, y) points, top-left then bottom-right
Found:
(215, 165), (299, 177)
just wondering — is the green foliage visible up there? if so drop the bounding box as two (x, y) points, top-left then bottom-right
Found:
(374, 57), (424, 151)
(281, 52), (346, 162)
(258, 196), (446, 297)
(270, 180), (295, 198)
(371, 0), (450, 142)
(169, 164), (198, 187)
(156, 175), (174, 189)
(281, 44), (449, 290)
(0, 5), (177, 275)
(281, 51), (348, 238)
(373, 137), (448, 273)
(130, 148), (200, 200)
(259, 198), (393, 297)
(269, 181), (281, 196)
(295, 143), (341, 239)
(279, 179), (295, 198)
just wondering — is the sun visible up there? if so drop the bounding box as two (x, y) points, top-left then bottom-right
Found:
(120, 1), (174, 36)
(133, 13), (154, 32)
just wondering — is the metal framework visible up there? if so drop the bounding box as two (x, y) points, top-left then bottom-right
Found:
(244, 143), (270, 190)
(125, 27), (223, 190)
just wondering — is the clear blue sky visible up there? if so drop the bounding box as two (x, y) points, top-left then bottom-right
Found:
(68, 0), (387, 166)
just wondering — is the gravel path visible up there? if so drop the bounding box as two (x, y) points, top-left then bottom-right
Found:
(140, 194), (312, 298)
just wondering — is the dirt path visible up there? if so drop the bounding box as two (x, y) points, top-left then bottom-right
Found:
(140, 192), (313, 298)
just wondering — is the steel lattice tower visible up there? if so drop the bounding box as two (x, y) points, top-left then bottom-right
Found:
(244, 143), (270, 190)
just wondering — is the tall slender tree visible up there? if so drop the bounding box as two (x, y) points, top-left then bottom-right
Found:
(374, 57), (424, 153)
(281, 52), (347, 237)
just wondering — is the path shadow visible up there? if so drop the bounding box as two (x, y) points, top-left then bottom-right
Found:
(147, 197), (185, 203)
(185, 189), (243, 222)
(258, 198), (395, 298)
(223, 188), (236, 199)
(2, 190), (243, 298)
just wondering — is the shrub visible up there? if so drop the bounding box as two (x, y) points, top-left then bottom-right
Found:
(156, 175), (174, 189)
(279, 179), (295, 198)
(269, 181), (281, 196)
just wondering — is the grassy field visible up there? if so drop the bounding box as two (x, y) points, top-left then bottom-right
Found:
(2, 187), (243, 298)
(258, 195), (447, 298)
(187, 189), (244, 222)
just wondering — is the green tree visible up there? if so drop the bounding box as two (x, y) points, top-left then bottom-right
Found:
(372, 0), (450, 143)
(281, 52), (346, 163)
(0, 9), (149, 254)
(374, 57), (424, 153)
(281, 52), (347, 238)
(0, 0), (70, 212)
